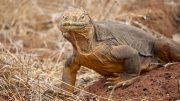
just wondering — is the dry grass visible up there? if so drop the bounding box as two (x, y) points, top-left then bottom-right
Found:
(0, 0), (179, 101)
(0, 0), (122, 100)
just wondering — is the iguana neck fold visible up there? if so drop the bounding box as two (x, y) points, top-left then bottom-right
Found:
(70, 27), (96, 54)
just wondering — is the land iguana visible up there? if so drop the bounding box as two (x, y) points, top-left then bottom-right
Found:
(59, 7), (180, 95)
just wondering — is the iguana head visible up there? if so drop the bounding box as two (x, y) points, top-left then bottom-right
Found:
(59, 7), (93, 33)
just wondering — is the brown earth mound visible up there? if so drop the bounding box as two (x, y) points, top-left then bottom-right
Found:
(116, 0), (180, 38)
(85, 64), (180, 101)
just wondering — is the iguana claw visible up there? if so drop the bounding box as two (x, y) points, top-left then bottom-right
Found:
(106, 76), (140, 90)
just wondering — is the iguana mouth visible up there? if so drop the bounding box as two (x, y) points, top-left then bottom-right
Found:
(60, 21), (88, 30)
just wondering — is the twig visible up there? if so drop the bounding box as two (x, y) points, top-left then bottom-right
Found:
(108, 87), (116, 101)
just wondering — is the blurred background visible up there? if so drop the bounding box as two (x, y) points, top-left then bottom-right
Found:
(0, 0), (179, 100)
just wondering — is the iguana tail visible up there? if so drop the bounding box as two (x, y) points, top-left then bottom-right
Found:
(154, 37), (180, 62)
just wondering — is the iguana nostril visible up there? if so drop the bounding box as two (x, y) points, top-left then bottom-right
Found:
(62, 15), (68, 21)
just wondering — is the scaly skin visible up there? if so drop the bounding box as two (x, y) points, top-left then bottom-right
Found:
(59, 7), (180, 95)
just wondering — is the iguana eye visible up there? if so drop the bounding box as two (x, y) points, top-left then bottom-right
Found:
(81, 15), (85, 20)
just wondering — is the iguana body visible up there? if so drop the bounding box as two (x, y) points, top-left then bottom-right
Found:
(94, 21), (155, 55)
(59, 7), (180, 94)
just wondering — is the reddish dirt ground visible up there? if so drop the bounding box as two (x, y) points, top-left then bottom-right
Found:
(85, 64), (180, 101)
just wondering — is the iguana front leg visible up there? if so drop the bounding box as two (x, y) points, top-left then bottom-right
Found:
(106, 45), (141, 89)
(61, 55), (80, 96)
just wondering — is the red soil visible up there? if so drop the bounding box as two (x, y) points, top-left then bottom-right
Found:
(85, 64), (180, 101)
